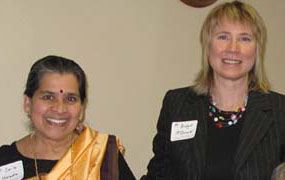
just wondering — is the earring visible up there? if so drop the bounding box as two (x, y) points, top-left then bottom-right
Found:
(75, 122), (84, 134)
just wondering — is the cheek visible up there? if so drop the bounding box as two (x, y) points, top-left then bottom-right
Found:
(29, 103), (49, 126)
(30, 102), (49, 115)
(242, 48), (257, 69)
(209, 42), (224, 59)
(70, 106), (82, 118)
(246, 49), (256, 60)
(208, 46), (221, 66)
(243, 44), (257, 59)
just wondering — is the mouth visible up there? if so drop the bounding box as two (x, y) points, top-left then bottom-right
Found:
(222, 59), (241, 64)
(46, 118), (67, 124)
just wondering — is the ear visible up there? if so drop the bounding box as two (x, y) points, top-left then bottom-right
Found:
(24, 95), (32, 114)
(79, 104), (86, 122)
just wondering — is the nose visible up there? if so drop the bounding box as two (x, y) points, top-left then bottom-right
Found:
(228, 39), (240, 52)
(51, 99), (67, 113)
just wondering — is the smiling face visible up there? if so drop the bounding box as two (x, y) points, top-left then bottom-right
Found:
(24, 72), (83, 141)
(208, 19), (257, 83)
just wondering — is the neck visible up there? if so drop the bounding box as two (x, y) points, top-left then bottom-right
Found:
(211, 76), (248, 111)
(31, 132), (74, 160)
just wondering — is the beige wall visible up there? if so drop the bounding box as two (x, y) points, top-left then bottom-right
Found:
(0, 0), (284, 178)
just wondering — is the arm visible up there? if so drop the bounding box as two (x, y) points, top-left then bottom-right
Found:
(118, 152), (136, 180)
(142, 91), (176, 180)
(270, 92), (285, 161)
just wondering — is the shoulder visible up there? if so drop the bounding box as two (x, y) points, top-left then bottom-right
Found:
(268, 91), (285, 110)
(162, 86), (205, 109)
(0, 144), (13, 156)
(103, 134), (125, 155)
(85, 126), (122, 150)
(0, 142), (19, 165)
(164, 86), (200, 102)
(269, 91), (285, 100)
(0, 142), (17, 155)
(165, 86), (196, 97)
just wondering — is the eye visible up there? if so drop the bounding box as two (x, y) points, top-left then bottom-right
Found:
(240, 36), (252, 42)
(66, 96), (78, 103)
(217, 34), (229, 40)
(41, 94), (54, 101)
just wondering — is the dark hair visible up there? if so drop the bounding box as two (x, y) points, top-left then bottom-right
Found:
(24, 55), (87, 104)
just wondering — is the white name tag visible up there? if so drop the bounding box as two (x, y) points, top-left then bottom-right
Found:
(0, 161), (24, 180)
(171, 120), (198, 142)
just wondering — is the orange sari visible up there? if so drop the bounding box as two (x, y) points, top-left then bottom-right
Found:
(26, 125), (121, 180)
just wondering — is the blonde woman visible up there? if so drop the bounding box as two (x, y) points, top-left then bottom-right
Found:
(142, 1), (285, 180)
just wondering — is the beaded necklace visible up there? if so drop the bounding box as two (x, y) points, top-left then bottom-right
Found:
(209, 96), (248, 128)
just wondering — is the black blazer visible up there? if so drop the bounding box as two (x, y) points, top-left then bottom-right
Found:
(142, 87), (285, 180)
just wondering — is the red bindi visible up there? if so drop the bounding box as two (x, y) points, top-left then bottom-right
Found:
(60, 89), (63, 93)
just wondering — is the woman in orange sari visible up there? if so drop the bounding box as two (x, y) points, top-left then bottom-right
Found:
(0, 56), (135, 180)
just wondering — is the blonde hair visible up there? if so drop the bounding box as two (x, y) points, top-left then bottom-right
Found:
(193, 0), (270, 95)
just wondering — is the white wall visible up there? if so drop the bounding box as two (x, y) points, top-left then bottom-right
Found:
(0, 0), (284, 178)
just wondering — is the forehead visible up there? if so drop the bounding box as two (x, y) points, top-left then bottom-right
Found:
(213, 18), (254, 34)
(38, 72), (79, 93)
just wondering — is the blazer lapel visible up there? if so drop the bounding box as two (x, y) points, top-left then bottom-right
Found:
(234, 91), (273, 174)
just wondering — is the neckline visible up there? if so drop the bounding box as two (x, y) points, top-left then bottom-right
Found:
(12, 142), (58, 162)
(208, 96), (247, 128)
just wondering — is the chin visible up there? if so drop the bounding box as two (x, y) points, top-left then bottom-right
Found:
(42, 130), (72, 141)
(219, 72), (248, 81)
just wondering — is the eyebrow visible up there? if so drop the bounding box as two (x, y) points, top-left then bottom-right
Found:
(65, 92), (80, 97)
(239, 32), (253, 36)
(38, 90), (80, 97)
(38, 90), (55, 95)
(215, 31), (230, 34)
(214, 31), (253, 36)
